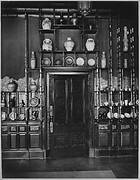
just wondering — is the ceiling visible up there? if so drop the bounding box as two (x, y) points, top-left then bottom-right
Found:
(1, 1), (138, 9)
(1, 1), (138, 18)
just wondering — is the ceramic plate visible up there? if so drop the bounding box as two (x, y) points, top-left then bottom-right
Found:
(88, 58), (96, 66)
(1, 112), (7, 121)
(76, 57), (84, 66)
(121, 114), (125, 119)
(107, 112), (111, 119)
(43, 57), (51, 66)
(114, 113), (119, 118)
(30, 97), (39, 107)
(124, 113), (130, 118)
(19, 113), (25, 120)
(9, 112), (16, 121)
(65, 56), (74, 65)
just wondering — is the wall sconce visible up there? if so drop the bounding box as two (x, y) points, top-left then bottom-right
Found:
(78, 1), (91, 16)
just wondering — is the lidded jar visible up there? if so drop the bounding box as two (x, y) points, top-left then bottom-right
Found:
(85, 38), (95, 51)
(64, 37), (75, 52)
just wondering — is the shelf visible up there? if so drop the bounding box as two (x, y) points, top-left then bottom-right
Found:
(39, 29), (55, 33)
(100, 89), (109, 93)
(1, 91), (26, 93)
(2, 120), (27, 125)
(42, 66), (94, 72)
(81, 29), (97, 34)
(40, 50), (99, 54)
(98, 67), (110, 70)
(118, 67), (134, 70)
(28, 120), (42, 124)
(53, 24), (80, 29)
(27, 68), (40, 71)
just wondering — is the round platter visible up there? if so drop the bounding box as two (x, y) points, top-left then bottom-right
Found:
(76, 57), (84, 66)
(65, 56), (74, 65)
(88, 58), (96, 66)
(9, 112), (16, 121)
(43, 57), (51, 66)
(19, 113), (25, 120)
(30, 97), (39, 107)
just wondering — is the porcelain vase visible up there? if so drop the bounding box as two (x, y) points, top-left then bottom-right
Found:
(85, 38), (95, 51)
(7, 80), (18, 92)
(64, 37), (74, 52)
(42, 18), (51, 30)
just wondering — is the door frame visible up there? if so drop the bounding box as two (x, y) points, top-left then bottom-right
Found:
(44, 69), (94, 157)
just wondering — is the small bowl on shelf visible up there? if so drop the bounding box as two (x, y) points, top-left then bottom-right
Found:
(104, 102), (109, 106)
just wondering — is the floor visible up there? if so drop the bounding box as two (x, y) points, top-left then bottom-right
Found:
(2, 156), (138, 178)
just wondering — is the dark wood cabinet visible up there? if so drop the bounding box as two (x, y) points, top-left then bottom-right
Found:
(1, 2), (138, 159)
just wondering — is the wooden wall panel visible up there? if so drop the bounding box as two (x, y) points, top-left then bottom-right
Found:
(99, 132), (109, 147)
(112, 132), (118, 147)
(29, 134), (40, 148)
(121, 132), (130, 147)
(1, 17), (25, 79)
(19, 134), (26, 148)
(2, 134), (9, 149)
(10, 134), (17, 149)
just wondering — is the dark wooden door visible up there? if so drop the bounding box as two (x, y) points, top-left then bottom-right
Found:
(48, 74), (89, 158)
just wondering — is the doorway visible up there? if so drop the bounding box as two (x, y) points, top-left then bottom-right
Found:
(46, 72), (89, 158)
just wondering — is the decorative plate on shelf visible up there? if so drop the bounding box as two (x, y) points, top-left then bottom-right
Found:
(65, 56), (74, 65)
(19, 113), (25, 121)
(124, 113), (130, 118)
(76, 57), (85, 66)
(114, 113), (119, 119)
(43, 57), (51, 66)
(9, 111), (16, 121)
(107, 112), (111, 119)
(30, 97), (39, 107)
(121, 114), (125, 119)
(88, 58), (96, 66)
(1, 112), (7, 121)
